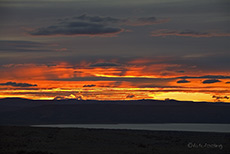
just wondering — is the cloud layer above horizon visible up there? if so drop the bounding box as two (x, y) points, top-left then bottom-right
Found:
(0, 0), (229, 102)
(29, 14), (168, 37)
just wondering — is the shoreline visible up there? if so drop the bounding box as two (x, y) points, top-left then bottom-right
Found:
(30, 123), (230, 133)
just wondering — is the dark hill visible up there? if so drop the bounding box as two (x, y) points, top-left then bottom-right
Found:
(0, 98), (229, 125)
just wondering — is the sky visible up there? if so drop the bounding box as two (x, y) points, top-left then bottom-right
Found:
(0, 0), (230, 102)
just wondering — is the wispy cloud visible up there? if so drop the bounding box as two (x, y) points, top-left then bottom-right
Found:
(0, 40), (53, 52)
(151, 29), (230, 37)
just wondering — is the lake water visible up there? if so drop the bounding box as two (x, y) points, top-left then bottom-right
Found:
(31, 123), (230, 133)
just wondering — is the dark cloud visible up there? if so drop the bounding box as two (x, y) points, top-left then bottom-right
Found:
(83, 84), (96, 87)
(199, 75), (230, 79)
(151, 29), (230, 37)
(179, 75), (230, 79)
(213, 95), (229, 99)
(29, 15), (123, 36)
(126, 94), (135, 98)
(213, 95), (229, 101)
(29, 14), (169, 37)
(30, 22), (122, 36)
(202, 79), (221, 84)
(226, 81), (230, 84)
(90, 62), (121, 67)
(177, 79), (190, 83)
(0, 81), (37, 87)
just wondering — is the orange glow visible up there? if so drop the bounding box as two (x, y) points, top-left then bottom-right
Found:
(0, 60), (230, 102)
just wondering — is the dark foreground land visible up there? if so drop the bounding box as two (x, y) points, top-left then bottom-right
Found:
(0, 126), (229, 154)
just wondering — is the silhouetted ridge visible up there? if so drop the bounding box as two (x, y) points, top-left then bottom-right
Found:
(0, 99), (229, 125)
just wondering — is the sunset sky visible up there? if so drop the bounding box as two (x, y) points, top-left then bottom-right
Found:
(0, 0), (230, 102)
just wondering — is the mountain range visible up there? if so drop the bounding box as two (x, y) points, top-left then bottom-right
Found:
(0, 98), (229, 125)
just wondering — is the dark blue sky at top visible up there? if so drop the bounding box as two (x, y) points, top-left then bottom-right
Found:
(0, 0), (229, 72)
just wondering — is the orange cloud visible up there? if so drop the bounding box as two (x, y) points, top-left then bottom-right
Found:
(0, 58), (230, 102)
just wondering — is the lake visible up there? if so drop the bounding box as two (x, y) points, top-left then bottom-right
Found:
(31, 123), (230, 133)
